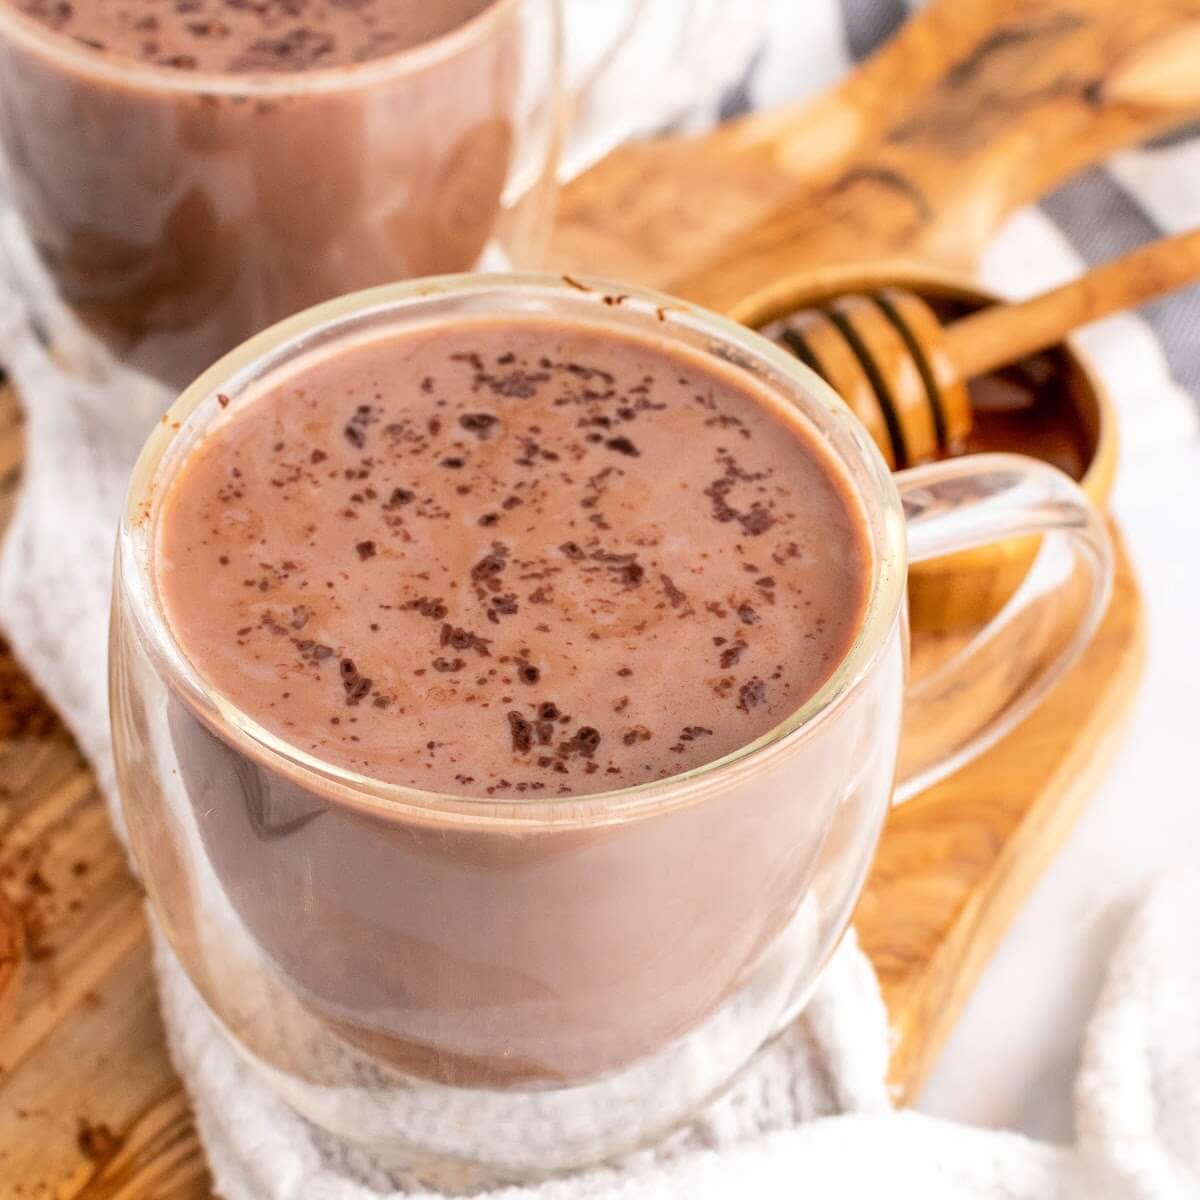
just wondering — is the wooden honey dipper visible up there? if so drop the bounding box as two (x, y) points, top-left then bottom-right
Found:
(762, 227), (1200, 469)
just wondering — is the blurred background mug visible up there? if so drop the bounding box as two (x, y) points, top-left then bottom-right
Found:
(0, 0), (722, 389)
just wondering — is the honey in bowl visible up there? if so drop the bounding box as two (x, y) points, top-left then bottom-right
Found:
(912, 288), (1109, 632)
(758, 272), (1112, 634)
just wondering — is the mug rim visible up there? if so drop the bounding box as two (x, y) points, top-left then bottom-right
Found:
(0, 0), (532, 95)
(118, 273), (908, 828)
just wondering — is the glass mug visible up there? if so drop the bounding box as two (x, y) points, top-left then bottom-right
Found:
(0, 0), (664, 390)
(110, 275), (1112, 1180)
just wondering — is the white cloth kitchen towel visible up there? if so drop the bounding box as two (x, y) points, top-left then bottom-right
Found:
(1, 0), (1199, 1197)
(153, 871), (1200, 1200)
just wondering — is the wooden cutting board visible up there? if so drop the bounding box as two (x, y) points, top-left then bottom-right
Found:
(0, 0), (1177, 1191)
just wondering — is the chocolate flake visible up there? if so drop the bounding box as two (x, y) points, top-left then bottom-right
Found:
(604, 436), (639, 457)
(659, 574), (687, 608)
(343, 404), (378, 449)
(560, 725), (601, 758)
(233, 28), (336, 72)
(440, 624), (491, 656)
(720, 640), (748, 668)
(507, 711), (534, 754)
(490, 593), (519, 617)
(338, 657), (373, 706)
(471, 543), (510, 582)
(459, 412), (499, 438)
(739, 506), (774, 536)
(404, 596), (447, 620)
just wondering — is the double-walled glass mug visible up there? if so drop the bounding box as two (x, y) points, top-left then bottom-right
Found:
(110, 275), (1112, 1181)
(0, 0), (661, 390)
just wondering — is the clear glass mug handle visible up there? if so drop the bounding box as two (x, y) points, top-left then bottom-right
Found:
(558, 0), (700, 181)
(894, 453), (1114, 803)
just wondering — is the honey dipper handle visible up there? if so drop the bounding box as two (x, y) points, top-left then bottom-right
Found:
(942, 227), (1200, 380)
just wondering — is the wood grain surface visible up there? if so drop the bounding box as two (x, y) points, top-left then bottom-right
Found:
(552, 0), (1200, 304)
(0, 0), (1175, 1191)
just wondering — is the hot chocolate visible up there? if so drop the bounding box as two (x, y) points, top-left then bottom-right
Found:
(146, 308), (879, 1089)
(0, 0), (539, 387)
(16, 0), (497, 71)
(156, 315), (871, 797)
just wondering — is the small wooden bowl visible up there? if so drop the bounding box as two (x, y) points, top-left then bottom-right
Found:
(733, 265), (1116, 632)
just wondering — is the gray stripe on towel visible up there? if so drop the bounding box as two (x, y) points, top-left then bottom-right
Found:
(1042, 167), (1200, 402)
(839, 0), (907, 61)
(1143, 122), (1200, 151)
(718, 47), (763, 122)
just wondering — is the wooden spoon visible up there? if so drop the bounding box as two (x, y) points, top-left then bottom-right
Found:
(762, 228), (1200, 467)
(555, 0), (1200, 296)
